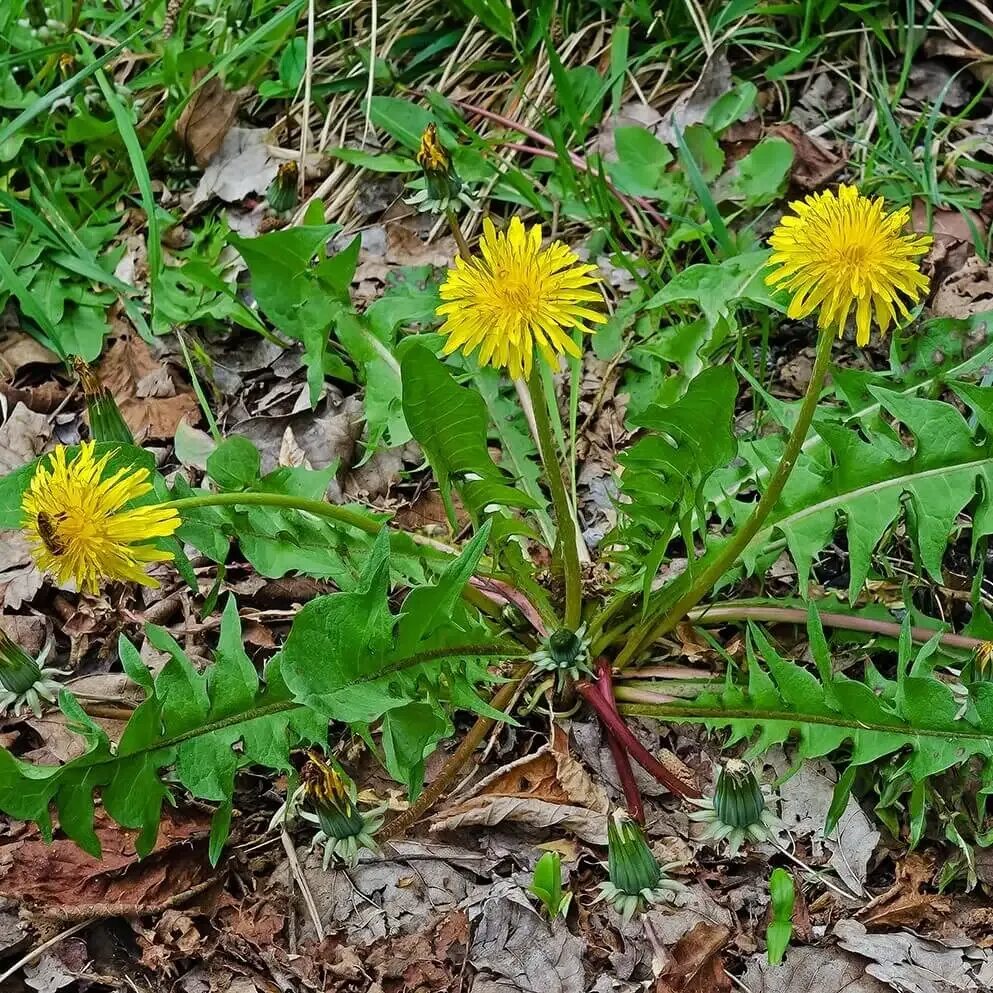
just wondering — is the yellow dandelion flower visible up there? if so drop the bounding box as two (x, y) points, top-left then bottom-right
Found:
(765, 184), (932, 346)
(437, 216), (605, 379)
(22, 442), (181, 594)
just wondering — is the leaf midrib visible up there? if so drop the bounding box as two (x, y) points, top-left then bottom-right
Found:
(619, 702), (993, 745)
(754, 451), (993, 541)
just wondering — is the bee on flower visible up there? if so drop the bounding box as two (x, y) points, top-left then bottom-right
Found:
(437, 216), (606, 380)
(765, 184), (931, 346)
(21, 442), (181, 594)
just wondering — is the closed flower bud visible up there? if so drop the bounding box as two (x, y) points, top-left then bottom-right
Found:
(689, 759), (782, 855)
(267, 161), (299, 214)
(0, 631), (66, 717)
(529, 624), (591, 689)
(299, 752), (387, 869)
(406, 123), (470, 214)
(74, 358), (134, 445)
(597, 810), (685, 921)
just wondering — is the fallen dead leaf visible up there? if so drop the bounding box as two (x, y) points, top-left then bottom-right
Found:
(834, 918), (978, 993)
(192, 128), (280, 206)
(858, 854), (950, 930)
(932, 255), (993, 319)
(95, 334), (200, 442)
(432, 725), (610, 844)
(0, 808), (212, 911)
(655, 920), (732, 993)
(0, 401), (51, 472)
(741, 945), (890, 992)
(470, 896), (584, 993)
(175, 72), (243, 168)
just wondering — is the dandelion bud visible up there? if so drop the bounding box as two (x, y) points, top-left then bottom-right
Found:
(689, 760), (782, 854)
(74, 358), (134, 445)
(266, 161), (299, 214)
(529, 624), (591, 689)
(406, 123), (473, 215)
(597, 810), (685, 921)
(299, 752), (386, 868)
(0, 631), (66, 717)
(714, 759), (767, 829)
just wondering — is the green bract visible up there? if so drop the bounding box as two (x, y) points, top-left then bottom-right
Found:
(598, 810), (686, 921)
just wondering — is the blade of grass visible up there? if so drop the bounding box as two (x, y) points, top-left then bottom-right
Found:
(92, 65), (163, 329)
(0, 29), (140, 149)
(674, 124), (734, 257)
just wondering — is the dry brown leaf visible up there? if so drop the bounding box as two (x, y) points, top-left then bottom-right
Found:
(95, 334), (200, 441)
(767, 123), (845, 190)
(857, 853), (949, 930)
(656, 921), (732, 993)
(0, 332), (60, 373)
(175, 72), (242, 168)
(432, 725), (609, 843)
(931, 255), (993, 319)
(0, 808), (212, 911)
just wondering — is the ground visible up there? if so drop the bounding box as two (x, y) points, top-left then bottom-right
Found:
(2, 2), (993, 992)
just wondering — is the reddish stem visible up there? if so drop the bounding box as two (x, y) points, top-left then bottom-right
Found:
(593, 658), (645, 823)
(577, 669), (701, 800)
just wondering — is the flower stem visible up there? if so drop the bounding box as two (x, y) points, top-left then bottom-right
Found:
(526, 370), (582, 630)
(613, 328), (835, 669)
(446, 208), (472, 260)
(592, 657), (645, 822)
(576, 676), (701, 799)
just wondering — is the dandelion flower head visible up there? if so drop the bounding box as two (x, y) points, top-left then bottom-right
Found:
(22, 442), (181, 594)
(765, 184), (931, 346)
(437, 217), (605, 379)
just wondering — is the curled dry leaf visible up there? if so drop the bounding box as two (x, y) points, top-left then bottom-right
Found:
(432, 724), (610, 844)
(931, 255), (993, 320)
(656, 920), (732, 993)
(175, 71), (243, 168)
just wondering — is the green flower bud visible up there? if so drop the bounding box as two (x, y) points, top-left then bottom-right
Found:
(607, 809), (661, 895)
(266, 161), (299, 214)
(0, 632), (43, 695)
(714, 759), (767, 829)
(0, 631), (66, 717)
(302, 752), (366, 839)
(74, 358), (135, 445)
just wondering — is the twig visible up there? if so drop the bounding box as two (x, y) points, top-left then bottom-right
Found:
(280, 827), (325, 943)
(0, 921), (90, 986)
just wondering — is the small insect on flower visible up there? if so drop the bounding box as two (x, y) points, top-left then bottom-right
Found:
(689, 759), (783, 855)
(597, 809), (686, 922)
(437, 217), (605, 380)
(22, 442), (181, 595)
(0, 630), (67, 717)
(299, 752), (386, 869)
(765, 184), (931, 347)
